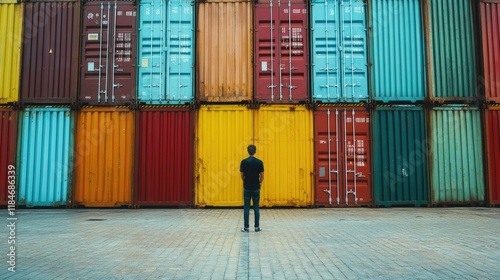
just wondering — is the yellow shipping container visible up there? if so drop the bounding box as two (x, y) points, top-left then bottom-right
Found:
(197, 0), (253, 102)
(195, 105), (253, 206)
(0, 2), (23, 104)
(254, 105), (314, 207)
(195, 105), (314, 207)
(73, 107), (134, 207)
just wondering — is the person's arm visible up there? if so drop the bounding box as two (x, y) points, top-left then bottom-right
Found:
(240, 172), (245, 181)
(259, 172), (264, 186)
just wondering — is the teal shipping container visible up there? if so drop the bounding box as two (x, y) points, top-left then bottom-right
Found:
(426, 0), (477, 101)
(138, 0), (195, 104)
(373, 106), (428, 207)
(429, 106), (484, 205)
(311, 0), (368, 103)
(370, 0), (426, 102)
(18, 107), (73, 207)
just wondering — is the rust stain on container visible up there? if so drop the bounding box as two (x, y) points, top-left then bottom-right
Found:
(73, 107), (134, 207)
(314, 105), (372, 207)
(80, 1), (137, 105)
(0, 108), (18, 205)
(196, 0), (253, 102)
(135, 107), (194, 206)
(21, 1), (80, 104)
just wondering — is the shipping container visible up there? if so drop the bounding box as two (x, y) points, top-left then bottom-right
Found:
(485, 106), (500, 205)
(429, 106), (484, 205)
(195, 105), (253, 206)
(0, 108), (18, 206)
(74, 107), (134, 207)
(314, 105), (371, 206)
(135, 106), (194, 206)
(310, 0), (368, 103)
(21, 1), (80, 104)
(0, 3), (23, 104)
(373, 106), (428, 207)
(370, 0), (426, 102)
(426, 0), (477, 101)
(80, 1), (137, 105)
(18, 107), (73, 207)
(138, 0), (195, 104)
(196, 0), (253, 102)
(254, 0), (309, 103)
(255, 105), (314, 206)
(480, 0), (500, 103)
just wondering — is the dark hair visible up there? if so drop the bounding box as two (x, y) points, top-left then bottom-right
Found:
(247, 145), (256, 155)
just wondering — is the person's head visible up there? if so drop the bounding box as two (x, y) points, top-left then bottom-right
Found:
(247, 145), (256, 156)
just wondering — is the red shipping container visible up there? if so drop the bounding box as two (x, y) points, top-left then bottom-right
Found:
(314, 106), (372, 207)
(135, 107), (194, 206)
(80, 1), (137, 105)
(480, 1), (500, 103)
(485, 107), (500, 205)
(254, 0), (309, 103)
(21, 1), (80, 104)
(0, 108), (18, 206)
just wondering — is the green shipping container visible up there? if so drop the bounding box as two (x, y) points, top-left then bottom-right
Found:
(429, 107), (485, 205)
(373, 106), (428, 207)
(426, 0), (477, 101)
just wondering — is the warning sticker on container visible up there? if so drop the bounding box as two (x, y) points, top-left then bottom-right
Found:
(88, 34), (98, 41)
(261, 61), (268, 71)
(142, 59), (148, 68)
(88, 62), (95, 71)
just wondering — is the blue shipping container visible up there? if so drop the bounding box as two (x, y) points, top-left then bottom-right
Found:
(311, 0), (368, 103)
(138, 0), (195, 104)
(370, 0), (426, 102)
(18, 108), (73, 207)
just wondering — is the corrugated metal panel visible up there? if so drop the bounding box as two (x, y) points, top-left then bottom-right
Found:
(370, 0), (426, 102)
(480, 1), (500, 103)
(80, 2), (137, 105)
(311, 0), (368, 103)
(255, 105), (314, 206)
(0, 108), (18, 205)
(0, 1), (20, 4)
(314, 106), (371, 206)
(74, 107), (134, 207)
(254, 1), (309, 103)
(196, 1), (253, 102)
(138, 0), (195, 104)
(135, 107), (193, 206)
(429, 107), (484, 204)
(373, 106), (428, 207)
(485, 106), (500, 205)
(0, 3), (23, 104)
(427, 0), (477, 100)
(195, 105), (253, 206)
(21, 2), (80, 104)
(18, 108), (73, 207)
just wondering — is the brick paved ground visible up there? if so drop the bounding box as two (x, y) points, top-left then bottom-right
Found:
(1, 207), (500, 279)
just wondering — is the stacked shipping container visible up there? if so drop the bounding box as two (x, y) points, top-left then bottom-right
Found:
(0, 108), (18, 205)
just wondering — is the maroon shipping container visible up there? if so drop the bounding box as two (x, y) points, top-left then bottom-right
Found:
(254, 0), (309, 103)
(80, 1), (137, 105)
(21, 1), (81, 104)
(0, 108), (18, 206)
(485, 106), (500, 205)
(134, 106), (194, 206)
(480, 1), (500, 103)
(314, 106), (372, 207)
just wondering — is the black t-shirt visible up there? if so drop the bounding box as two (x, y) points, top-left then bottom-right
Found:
(240, 156), (264, 190)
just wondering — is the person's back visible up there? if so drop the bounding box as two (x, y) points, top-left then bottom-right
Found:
(240, 145), (264, 232)
(240, 156), (263, 191)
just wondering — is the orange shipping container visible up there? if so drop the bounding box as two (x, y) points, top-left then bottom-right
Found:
(196, 0), (253, 102)
(74, 107), (134, 207)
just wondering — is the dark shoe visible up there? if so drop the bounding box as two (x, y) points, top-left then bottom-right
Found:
(241, 227), (249, 232)
(255, 227), (262, 232)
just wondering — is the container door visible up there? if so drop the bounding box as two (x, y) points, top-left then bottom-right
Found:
(311, 0), (341, 102)
(340, 0), (368, 101)
(0, 109), (18, 205)
(255, 0), (308, 103)
(81, 2), (136, 105)
(138, 0), (165, 103)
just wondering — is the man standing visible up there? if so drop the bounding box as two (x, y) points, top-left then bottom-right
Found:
(240, 145), (264, 232)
